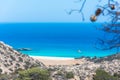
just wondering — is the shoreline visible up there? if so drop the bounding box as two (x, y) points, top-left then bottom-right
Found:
(30, 56), (74, 60)
(30, 54), (119, 66)
(30, 56), (86, 66)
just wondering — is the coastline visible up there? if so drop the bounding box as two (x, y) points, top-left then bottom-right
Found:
(30, 56), (86, 66)
(30, 56), (74, 60)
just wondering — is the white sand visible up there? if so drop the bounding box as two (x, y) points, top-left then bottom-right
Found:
(30, 56), (74, 60)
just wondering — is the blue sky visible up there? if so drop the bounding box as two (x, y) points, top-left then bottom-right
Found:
(0, 0), (118, 22)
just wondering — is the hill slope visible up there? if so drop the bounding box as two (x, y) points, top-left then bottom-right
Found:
(0, 41), (45, 74)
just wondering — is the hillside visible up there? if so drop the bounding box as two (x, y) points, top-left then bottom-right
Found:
(0, 41), (46, 74)
(0, 41), (120, 80)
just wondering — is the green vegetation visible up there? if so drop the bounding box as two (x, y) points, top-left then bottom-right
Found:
(56, 71), (63, 76)
(65, 71), (74, 79)
(0, 68), (2, 74)
(114, 73), (120, 79)
(0, 74), (10, 80)
(16, 67), (51, 80)
(18, 57), (23, 62)
(93, 69), (119, 80)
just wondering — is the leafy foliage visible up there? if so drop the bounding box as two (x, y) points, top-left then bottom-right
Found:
(56, 71), (63, 76)
(93, 69), (119, 80)
(0, 74), (10, 80)
(114, 73), (120, 79)
(0, 69), (2, 74)
(65, 71), (74, 79)
(16, 67), (51, 80)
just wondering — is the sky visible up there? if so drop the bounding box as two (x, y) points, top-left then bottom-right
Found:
(0, 0), (119, 22)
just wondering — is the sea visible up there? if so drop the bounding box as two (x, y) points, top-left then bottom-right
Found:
(0, 23), (116, 58)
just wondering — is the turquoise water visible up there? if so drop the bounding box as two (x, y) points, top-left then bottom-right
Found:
(0, 23), (116, 58)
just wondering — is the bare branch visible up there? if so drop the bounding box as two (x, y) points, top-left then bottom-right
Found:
(70, 0), (120, 51)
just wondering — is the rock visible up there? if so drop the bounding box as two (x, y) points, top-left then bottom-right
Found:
(16, 48), (32, 51)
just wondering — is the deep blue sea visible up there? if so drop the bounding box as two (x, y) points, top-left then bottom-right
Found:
(0, 23), (116, 58)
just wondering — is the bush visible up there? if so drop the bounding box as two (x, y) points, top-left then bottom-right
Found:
(16, 67), (51, 80)
(114, 73), (120, 78)
(0, 74), (9, 80)
(65, 72), (74, 79)
(56, 71), (63, 76)
(93, 69), (119, 80)
(0, 69), (2, 74)
(18, 57), (23, 62)
(10, 55), (16, 61)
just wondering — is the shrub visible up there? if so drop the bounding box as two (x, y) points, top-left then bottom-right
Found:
(18, 57), (23, 62)
(114, 73), (120, 78)
(65, 72), (74, 79)
(93, 69), (119, 80)
(10, 55), (16, 61)
(0, 69), (2, 74)
(14, 68), (23, 74)
(0, 74), (9, 80)
(16, 67), (51, 80)
(56, 71), (63, 76)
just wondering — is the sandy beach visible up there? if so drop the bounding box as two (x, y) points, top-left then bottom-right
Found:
(31, 56), (86, 66)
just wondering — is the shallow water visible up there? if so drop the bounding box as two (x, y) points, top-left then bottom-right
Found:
(0, 23), (116, 58)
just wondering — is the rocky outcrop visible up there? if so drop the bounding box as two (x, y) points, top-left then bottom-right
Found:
(0, 41), (46, 74)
